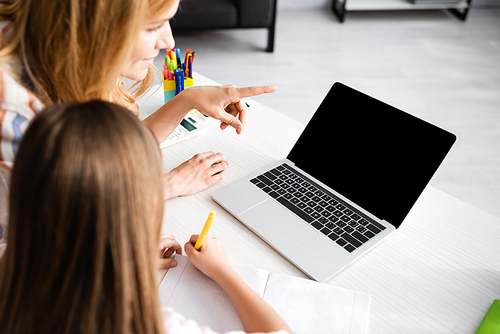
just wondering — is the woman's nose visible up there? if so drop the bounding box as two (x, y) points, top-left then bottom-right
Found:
(156, 23), (175, 50)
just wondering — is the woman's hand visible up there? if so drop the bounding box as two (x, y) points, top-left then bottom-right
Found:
(157, 234), (182, 269)
(163, 151), (228, 199)
(183, 85), (277, 134)
(184, 234), (233, 282)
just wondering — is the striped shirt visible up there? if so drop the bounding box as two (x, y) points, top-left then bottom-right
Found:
(0, 21), (44, 240)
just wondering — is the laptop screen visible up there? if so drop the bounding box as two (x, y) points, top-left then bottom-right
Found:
(287, 83), (456, 228)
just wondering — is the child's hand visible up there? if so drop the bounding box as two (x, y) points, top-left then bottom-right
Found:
(185, 236), (293, 334)
(158, 234), (182, 268)
(184, 234), (233, 281)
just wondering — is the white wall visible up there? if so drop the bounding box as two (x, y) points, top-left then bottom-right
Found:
(277, 0), (500, 8)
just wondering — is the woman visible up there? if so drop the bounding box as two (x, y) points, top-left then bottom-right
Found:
(0, 100), (292, 334)
(0, 0), (276, 240)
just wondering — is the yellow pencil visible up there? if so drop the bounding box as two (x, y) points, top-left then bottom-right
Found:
(194, 211), (216, 250)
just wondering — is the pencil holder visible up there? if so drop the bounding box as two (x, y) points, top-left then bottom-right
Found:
(164, 76), (194, 103)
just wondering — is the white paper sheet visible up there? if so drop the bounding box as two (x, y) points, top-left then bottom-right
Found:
(158, 255), (371, 334)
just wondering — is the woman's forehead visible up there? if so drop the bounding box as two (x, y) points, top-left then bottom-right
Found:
(148, 0), (179, 22)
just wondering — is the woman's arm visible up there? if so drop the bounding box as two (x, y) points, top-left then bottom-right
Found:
(143, 93), (228, 199)
(142, 90), (192, 144)
(184, 235), (293, 334)
(143, 84), (277, 143)
(143, 85), (276, 200)
(162, 151), (228, 199)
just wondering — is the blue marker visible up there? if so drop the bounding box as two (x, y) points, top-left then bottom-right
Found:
(175, 49), (182, 69)
(174, 68), (184, 95)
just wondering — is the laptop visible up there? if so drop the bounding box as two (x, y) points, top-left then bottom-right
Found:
(212, 82), (456, 282)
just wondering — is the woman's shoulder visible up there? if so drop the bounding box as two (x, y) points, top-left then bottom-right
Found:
(0, 65), (43, 116)
(0, 20), (42, 117)
(0, 65), (43, 171)
(0, 243), (6, 257)
(0, 20), (14, 50)
(161, 307), (290, 334)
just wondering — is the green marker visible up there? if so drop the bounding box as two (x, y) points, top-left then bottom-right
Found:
(476, 299), (500, 334)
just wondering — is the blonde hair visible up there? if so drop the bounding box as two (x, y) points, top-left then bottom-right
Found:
(0, 0), (174, 115)
(0, 101), (165, 334)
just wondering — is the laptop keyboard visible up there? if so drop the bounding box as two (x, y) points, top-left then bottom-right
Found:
(250, 163), (386, 253)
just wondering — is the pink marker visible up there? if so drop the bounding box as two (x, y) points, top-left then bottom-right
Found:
(163, 65), (168, 80)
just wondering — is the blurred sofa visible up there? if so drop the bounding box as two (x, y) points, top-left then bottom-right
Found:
(170, 0), (278, 52)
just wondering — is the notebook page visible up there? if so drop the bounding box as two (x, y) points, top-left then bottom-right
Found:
(263, 273), (371, 334)
(158, 255), (269, 333)
(233, 265), (269, 297)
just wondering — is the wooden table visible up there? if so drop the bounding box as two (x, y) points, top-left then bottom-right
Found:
(139, 73), (500, 333)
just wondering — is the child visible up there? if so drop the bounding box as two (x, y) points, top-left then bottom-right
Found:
(0, 100), (291, 334)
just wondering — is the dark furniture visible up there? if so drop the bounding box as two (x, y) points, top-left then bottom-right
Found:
(170, 0), (278, 52)
(332, 0), (473, 23)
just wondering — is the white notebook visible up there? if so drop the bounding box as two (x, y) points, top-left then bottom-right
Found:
(158, 255), (371, 334)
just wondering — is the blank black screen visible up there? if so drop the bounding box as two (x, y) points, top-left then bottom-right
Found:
(287, 83), (456, 228)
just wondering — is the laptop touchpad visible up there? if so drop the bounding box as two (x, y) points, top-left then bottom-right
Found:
(239, 199), (317, 254)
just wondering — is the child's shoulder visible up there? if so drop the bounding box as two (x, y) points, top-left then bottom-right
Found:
(161, 307), (219, 334)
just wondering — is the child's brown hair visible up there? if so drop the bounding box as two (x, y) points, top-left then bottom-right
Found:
(0, 100), (165, 334)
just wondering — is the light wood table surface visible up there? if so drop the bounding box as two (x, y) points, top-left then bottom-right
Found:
(139, 73), (500, 334)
